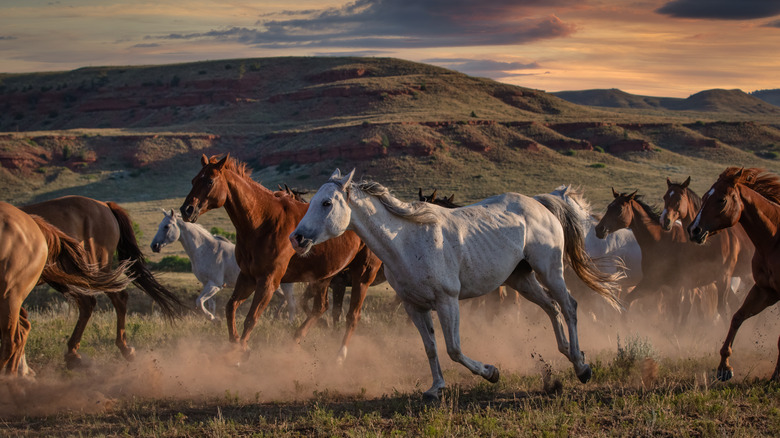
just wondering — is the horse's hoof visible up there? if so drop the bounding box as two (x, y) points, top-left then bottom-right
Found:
(65, 353), (84, 370)
(122, 347), (136, 362)
(422, 391), (440, 402)
(485, 364), (500, 383)
(577, 365), (592, 383)
(717, 368), (733, 382)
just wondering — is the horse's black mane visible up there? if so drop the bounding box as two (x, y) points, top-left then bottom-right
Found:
(631, 194), (662, 223)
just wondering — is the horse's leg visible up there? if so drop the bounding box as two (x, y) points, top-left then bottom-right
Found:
(402, 301), (445, 400)
(14, 308), (32, 377)
(293, 280), (331, 343)
(105, 290), (135, 361)
(530, 262), (592, 382)
(225, 272), (257, 344)
(435, 295), (501, 383)
(717, 284), (779, 381)
(331, 281), (346, 327)
(65, 294), (97, 369)
(337, 255), (380, 363)
(772, 335), (780, 381)
(506, 270), (571, 360)
(283, 283), (296, 323)
(0, 298), (22, 375)
(196, 282), (222, 321)
(238, 277), (281, 350)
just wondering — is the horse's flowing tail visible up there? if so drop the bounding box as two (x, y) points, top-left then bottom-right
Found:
(534, 194), (624, 311)
(107, 202), (185, 321)
(30, 215), (133, 297)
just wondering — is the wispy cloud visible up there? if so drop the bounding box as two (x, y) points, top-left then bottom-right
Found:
(0, 35), (17, 40)
(763, 18), (780, 28)
(424, 58), (540, 78)
(148, 0), (577, 49)
(656, 0), (780, 20)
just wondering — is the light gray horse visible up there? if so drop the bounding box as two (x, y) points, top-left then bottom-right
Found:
(151, 210), (296, 321)
(290, 170), (622, 400)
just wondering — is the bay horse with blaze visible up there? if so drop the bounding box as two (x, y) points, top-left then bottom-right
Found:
(689, 167), (780, 381)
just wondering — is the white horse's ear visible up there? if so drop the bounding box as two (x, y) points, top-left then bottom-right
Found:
(340, 169), (355, 188)
(329, 168), (342, 180)
(170, 209), (176, 217)
(161, 208), (169, 214)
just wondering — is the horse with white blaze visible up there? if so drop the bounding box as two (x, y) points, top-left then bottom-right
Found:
(289, 169), (622, 400)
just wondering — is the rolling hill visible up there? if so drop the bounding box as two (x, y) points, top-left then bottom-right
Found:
(1, 57), (779, 215)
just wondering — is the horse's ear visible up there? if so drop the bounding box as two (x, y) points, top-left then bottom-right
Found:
(339, 169), (355, 188)
(666, 177), (672, 187)
(215, 154), (229, 170)
(612, 187), (619, 198)
(447, 194), (455, 203)
(682, 176), (691, 188)
(418, 188), (424, 201)
(430, 189), (438, 202)
(329, 168), (342, 180)
(169, 209), (175, 217)
(628, 190), (638, 199)
(201, 154), (209, 166)
(735, 167), (744, 179)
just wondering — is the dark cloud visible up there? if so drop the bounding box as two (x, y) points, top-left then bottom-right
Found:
(425, 58), (540, 78)
(763, 18), (780, 28)
(656, 0), (780, 20)
(0, 36), (17, 41)
(132, 43), (161, 48)
(149, 0), (577, 49)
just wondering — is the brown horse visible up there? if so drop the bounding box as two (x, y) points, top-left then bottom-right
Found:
(0, 202), (132, 376)
(180, 155), (382, 362)
(595, 189), (735, 327)
(689, 167), (780, 381)
(22, 195), (184, 368)
(661, 177), (754, 322)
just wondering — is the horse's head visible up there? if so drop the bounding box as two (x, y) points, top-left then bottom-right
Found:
(661, 176), (691, 230)
(151, 209), (181, 252)
(689, 170), (744, 244)
(419, 188), (458, 208)
(290, 168), (355, 255)
(180, 154), (230, 222)
(595, 188), (637, 239)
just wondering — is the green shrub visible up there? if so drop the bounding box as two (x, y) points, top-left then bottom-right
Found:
(589, 163), (606, 168)
(149, 255), (191, 272)
(594, 146), (605, 153)
(210, 227), (236, 243)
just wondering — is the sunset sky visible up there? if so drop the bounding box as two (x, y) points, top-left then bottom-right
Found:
(1, 0), (778, 98)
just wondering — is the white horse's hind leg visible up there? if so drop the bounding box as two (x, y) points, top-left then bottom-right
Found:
(435, 295), (501, 384)
(403, 301), (446, 400)
(196, 282), (222, 320)
(506, 269), (571, 359)
(281, 283), (296, 322)
(533, 264), (591, 382)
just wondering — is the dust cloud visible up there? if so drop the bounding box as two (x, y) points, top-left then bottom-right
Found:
(2, 285), (779, 417)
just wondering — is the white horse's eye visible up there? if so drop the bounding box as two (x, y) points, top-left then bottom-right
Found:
(322, 200), (332, 207)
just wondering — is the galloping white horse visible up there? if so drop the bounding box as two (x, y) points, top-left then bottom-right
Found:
(151, 210), (296, 322)
(290, 170), (621, 400)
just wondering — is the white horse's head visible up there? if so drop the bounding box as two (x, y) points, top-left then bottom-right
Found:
(289, 169), (355, 255)
(151, 209), (181, 253)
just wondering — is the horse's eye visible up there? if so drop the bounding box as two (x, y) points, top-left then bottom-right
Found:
(322, 200), (332, 208)
(718, 197), (727, 204)
(164, 225), (170, 229)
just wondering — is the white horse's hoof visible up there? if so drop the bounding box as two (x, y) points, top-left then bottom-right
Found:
(576, 364), (592, 383)
(484, 364), (500, 383)
(422, 391), (440, 402)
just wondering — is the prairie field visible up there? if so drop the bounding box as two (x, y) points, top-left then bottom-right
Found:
(2, 278), (780, 437)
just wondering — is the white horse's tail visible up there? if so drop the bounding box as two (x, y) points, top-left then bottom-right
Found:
(534, 194), (625, 312)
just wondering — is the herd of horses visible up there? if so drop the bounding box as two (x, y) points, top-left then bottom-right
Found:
(2, 153), (780, 401)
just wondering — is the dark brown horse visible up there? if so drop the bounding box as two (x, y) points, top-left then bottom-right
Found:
(22, 195), (184, 368)
(595, 189), (736, 326)
(0, 202), (132, 376)
(689, 167), (780, 381)
(661, 177), (754, 322)
(180, 155), (382, 363)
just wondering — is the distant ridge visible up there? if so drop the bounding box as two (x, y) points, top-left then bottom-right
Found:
(553, 88), (780, 114)
(751, 89), (780, 107)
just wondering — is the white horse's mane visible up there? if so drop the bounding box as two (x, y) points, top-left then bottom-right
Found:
(340, 179), (439, 224)
(553, 185), (592, 216)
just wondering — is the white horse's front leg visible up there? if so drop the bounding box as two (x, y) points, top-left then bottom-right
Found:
(196, 282), (222, 321)
(403, 301), (446, 400)
(435, 296), (500, 384)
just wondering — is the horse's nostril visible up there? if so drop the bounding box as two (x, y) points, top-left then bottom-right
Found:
(691, 227), (701, 236)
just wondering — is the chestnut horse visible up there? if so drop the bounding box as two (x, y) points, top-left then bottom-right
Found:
(595, 189), (732, 327)
(22, 195), (184, 368)
(689, 167), (780, 381)
(661, 177), (754, 322)
(180, 155), (382, 363)
(0, 202), (132, 376)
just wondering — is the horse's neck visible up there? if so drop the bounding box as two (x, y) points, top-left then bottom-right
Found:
(737, 186), (780, 254)
(176, 219), (212, 255)
(222, 170), (282, 235)
(628, 201), (663, 244)
(680, 190), (699, 227)
(348, 192), (410, 270)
